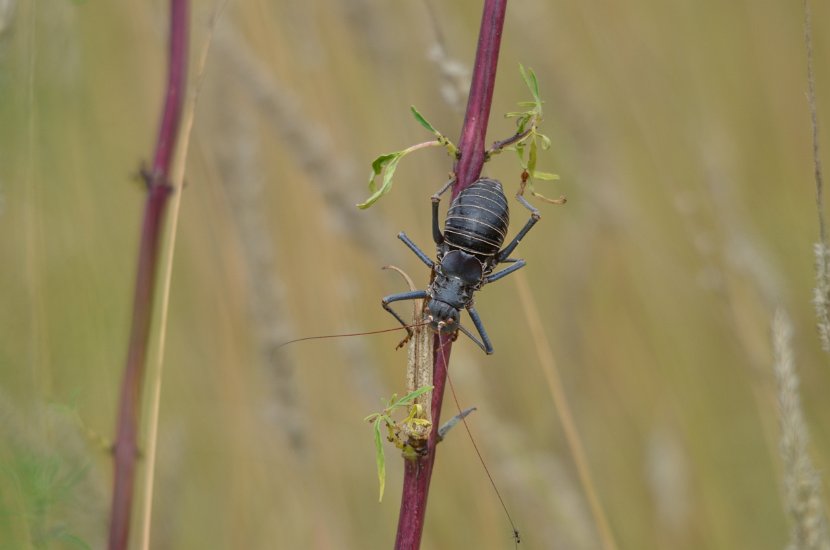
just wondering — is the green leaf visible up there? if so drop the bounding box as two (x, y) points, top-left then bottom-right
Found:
(358, 152), (403, 209)
(519, 64), (541, 103)
(411, 105), (438, 135)
(373, 418), (386, 501)
(386, 393), (400, 408)
(390, 385), (434, 408)
(531, 171), (560, 181)
(367, 153), (398, 190)
(527, 140), (538, 176)
(514, 142), (527, 169)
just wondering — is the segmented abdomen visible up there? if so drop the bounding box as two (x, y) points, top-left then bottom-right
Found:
(444, 178), (509, 259)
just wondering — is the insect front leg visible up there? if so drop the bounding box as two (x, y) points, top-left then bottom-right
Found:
(398, 233), (435, 268)
(461, 305), (494, 355)
(382, 290), (430, 346)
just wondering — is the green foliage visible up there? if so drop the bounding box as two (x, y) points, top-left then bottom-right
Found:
(410, 105), (440, 136)
(359, 67), (565, 209)
(364, 385), (434, 501)
(359, 152), (405, 210)
(501, 65), (565, 204)
(409, 106), (458, 157)
(0, 409), (94, 549)
(357, 107), (457, 209)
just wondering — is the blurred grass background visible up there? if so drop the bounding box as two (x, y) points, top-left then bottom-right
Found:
(1, 0), (829, 548)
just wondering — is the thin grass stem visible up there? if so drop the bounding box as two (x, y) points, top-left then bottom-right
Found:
(108, 1), (188, 548)
(513, 270), (619, 550)
(803, 0), (830, 353)
(136, 4), (224, 548)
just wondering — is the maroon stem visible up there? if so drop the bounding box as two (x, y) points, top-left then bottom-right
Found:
(394, 1), (507, 548)
(108, 1), (188, 549)
(453, 0), (507, 195)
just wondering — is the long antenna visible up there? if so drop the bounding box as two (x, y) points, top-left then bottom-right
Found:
(275, 322), (430, 351)
(437, 339), (520, 547)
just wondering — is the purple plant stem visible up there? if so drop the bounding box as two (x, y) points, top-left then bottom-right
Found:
(394, 1), (507, 548)
(108, 1), (188, 549)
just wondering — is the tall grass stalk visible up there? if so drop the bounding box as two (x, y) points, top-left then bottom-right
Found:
(108, 1), (188, 548)
(394, 1), (506, 547)
(513, 270), (619, 550)
(803, 0), (830, 352)
(771, 309), (830, 550)
(24, 0), (52, 419)
(137, 5), (224, 548)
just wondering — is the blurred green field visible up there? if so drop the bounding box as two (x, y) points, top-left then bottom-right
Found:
(1, 0), (829, 548)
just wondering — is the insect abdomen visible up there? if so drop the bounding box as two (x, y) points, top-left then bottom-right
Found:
(443, 178), (509, 259)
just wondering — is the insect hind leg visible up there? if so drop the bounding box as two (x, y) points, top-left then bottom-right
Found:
(497, 210), (539, 262)
(496, 176), (542, 262)
(431, 176), (455, 244)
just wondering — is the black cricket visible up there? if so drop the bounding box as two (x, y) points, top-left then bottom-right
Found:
(382, 176), (540, 354)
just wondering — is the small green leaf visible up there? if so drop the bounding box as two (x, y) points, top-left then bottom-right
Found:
(527, 140), (538, 176)
(514, 142), (528, 169)
(519, 64), (541, 104)
(372, 153), (398, 177)
(531, 171), (560, 181)
(411, 105), (438, 135)
(518, 114), (533, 133)
(386, 393), (400, 408)
(367, 153), (399, 192)
(358, 152), (403, 209)
(390, 385), (434, 408)
(373, 418), (386, 501)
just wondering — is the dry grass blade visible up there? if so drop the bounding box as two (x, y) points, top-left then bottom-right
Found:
(513, 270), (619, 550)
(138, 3), (228, 548)
(813, 243), (830, 352)
(803, 0), (830, 353)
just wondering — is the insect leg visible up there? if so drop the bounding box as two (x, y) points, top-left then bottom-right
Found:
(483, 259), (526, 284)
(431, 176), (456, 201)
(382, 290), (430, 341)
(497, 193), (540, 262)
(398, 232), (435, 268)
(462, 305), (494, 355)
(431, 176), (455, 244)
